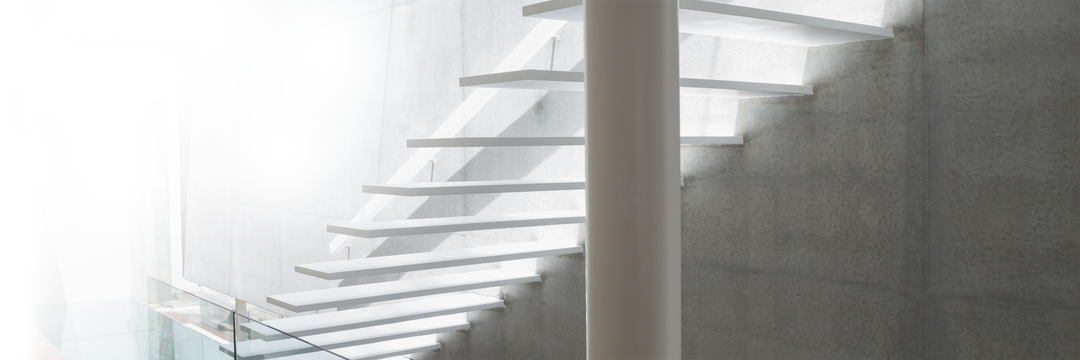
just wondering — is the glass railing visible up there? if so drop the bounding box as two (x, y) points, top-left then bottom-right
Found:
(146, 277), (347, 360)
(146, 277), (233, 359)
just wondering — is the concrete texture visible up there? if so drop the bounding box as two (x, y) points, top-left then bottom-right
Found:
(682, 36), (928, 291)
(926, 295), (1080, 359)
(683, 263), (924, 359)
(680, 0), (1080, 358)
(925, 0), (1080, 310)
(178, 0), (1080, 358)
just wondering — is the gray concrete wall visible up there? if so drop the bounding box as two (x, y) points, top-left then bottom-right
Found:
(923, 0), (1080, 357)
(179, 0), (1079, 358)
(682, 0), (1080, 359)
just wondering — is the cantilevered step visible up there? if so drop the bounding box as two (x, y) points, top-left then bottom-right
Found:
(267, 269), (539, 312)
(363, 179), (585, 196)
(224, 316), (468, 360)
(244, 294), (502, 341)
(327, 210), (585, 238)
(297, 242), (583, 280)
(523, 0), (893, 47)
(459, 70), (812, 98)
(680, 136), (746, 145)
(409, 136), (582, 147)
(407, 136), (744, 148)
(271, 337), (440, 360)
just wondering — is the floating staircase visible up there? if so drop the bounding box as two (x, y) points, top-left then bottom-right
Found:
(255, 2), (892, 359)
(225, 316), (468, 360)
(243, 294), (502, 341)
(268, 270), (540, 313)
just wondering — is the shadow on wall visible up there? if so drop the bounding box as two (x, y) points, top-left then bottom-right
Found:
(336, 90), (585, 298)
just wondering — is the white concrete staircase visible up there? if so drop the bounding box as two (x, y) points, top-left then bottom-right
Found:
(255, 2), (892, 359)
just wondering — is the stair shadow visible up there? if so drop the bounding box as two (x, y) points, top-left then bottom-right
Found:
(337, 89), (586, 304)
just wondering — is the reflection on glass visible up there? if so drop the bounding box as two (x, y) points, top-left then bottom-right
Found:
(146, 277), (346, 360)
(146, 277), (234, 360)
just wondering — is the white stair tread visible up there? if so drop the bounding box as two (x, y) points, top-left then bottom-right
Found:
(363, 178), (585, 196)
(679, 136), (745, 145)
(408, 137), (584, 147)
(297, 242), (583, 280)
(226, 316), (467, 360)
(407, 136), (744, 148)
(244, 294), (502, 341)
(523, 0), (893, 47)
(459, 70), (812, 98)
(271, 337), (440, 360)
(326, 210), (585, 238)
(459, 69), (583, 91)
(267, 269), (540, 312)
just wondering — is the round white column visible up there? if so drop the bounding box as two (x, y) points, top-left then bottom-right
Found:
(584, 0), (681, 359)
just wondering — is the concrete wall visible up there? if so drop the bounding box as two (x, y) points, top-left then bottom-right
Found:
(683, 0), (1080, 359)
(176, 0), (1079, 358)
(923, 0), (1080, 357)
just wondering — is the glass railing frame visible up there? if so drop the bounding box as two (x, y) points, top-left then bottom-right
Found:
(146, 276), (348, 360)
(147, 276), (236, 359)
